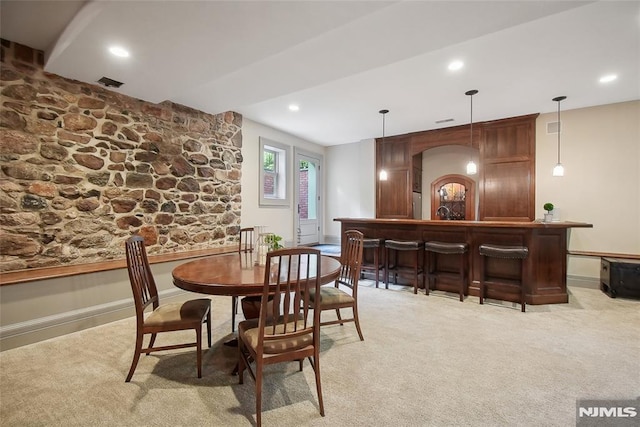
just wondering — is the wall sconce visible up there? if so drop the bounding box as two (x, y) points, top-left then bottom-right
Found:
(552, 96), (566, 176)
(465, 89), (478, 175)
(379, 109), (389, 181)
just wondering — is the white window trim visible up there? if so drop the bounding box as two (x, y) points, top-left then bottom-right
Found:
(259, 137), (290, 207)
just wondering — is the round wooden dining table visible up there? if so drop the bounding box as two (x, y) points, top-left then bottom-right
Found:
(173, 251), (341, 372)
(172, 251), (342, 297)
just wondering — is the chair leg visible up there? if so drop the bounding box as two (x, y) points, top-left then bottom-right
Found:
(256, 360), (263, 427)
(313, 351), (325, 416)
(147, 332), (157, 351)
(196, 326), (203, 378)
(125, 331), (144, 382)
(353, 305), (364, 341)
(206, 310), (212, 347)
(238, 343), (245, 384)
(335, 308), (343, 323)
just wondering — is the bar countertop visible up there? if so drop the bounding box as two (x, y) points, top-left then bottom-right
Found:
(334, 218), (593, 229)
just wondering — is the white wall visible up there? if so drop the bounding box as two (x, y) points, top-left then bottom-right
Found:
(324, 139), (376, 240)
(535, 100), (639, 278)
(240, 118), (326, 246)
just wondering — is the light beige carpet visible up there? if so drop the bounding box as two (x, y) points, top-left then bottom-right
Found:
(1, 281), (639, 426)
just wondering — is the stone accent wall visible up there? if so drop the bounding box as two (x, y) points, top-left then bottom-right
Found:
(0, 39), (243, 272)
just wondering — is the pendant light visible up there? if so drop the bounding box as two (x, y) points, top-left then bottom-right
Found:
(552, 96), (566, 176)
(465, 90), (478, 175)
(378, 109), (389, 181)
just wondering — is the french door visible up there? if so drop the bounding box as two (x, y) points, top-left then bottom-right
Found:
(294, 149), (322, 246)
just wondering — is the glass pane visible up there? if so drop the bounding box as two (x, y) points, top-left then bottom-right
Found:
(263, 150), (275, 172)
(263, 172), (275, 197)
(438, 182), (466, 220)
(298, 159), (317, 220)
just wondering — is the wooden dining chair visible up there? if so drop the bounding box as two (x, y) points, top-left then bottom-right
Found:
(237, 247), (325, 427)
(232, 227), (254, 332)
(125, 235), (212, 382)
(308, 230), (365, 340)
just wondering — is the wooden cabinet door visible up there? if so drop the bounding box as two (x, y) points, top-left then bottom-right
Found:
(479, 115), (536, 221)
(377, 169), (411, 218)
(377, 136), (413, 218)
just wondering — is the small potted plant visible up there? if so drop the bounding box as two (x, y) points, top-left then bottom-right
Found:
(543, 202), (554, 222)
(265, 234), (284, 251)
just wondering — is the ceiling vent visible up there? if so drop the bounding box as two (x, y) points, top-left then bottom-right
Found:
(547, 121), (561, 134)
(97, 76), (124, 88)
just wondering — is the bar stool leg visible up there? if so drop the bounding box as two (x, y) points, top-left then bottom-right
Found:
(413, 249), (418, 294)
(521, 266), (526, 312)
(373, 246), (379, 288)
(459, 253), (465, 302)
(479, 255), (485, 305)
(384, 247), (390, 289)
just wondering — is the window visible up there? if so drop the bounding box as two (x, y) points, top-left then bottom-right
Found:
(259, 137), (290, 207)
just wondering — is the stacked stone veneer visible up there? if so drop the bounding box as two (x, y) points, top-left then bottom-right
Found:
(0, 40), (243, 272)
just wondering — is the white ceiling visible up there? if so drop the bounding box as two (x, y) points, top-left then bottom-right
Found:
(1, 1), (638, 146)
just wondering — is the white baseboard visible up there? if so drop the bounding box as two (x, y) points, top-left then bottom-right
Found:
(567, 275), (599, 289)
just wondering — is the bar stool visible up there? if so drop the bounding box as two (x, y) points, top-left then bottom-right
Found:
(384, 240), (423, 294)
(360, 238), (385, 288)
(478, 244), (529, 312)
(424, 241), (469, 301)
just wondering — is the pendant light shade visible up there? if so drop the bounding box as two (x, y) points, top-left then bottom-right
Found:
(465, 90), (478, 175)
(466, 160), (477, 175)
(379, 109), (389, 181)
(552, 96), (566, 177)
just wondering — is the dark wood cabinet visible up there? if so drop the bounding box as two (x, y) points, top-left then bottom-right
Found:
(412, 153), (422, 193)
(479, 115), (536, 221)
(376, 136), (415, 219)
(375, 114), (538, 220)
(377, 169), (411, 218)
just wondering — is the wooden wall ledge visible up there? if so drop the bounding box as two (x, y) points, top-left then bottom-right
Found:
(0, 245), (238, 286)
(567, 250), (640, 260)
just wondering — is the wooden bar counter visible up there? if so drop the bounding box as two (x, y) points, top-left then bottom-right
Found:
(335, 218), (593, 305)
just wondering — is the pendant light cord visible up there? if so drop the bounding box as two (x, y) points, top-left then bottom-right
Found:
(378, 109), (389, 181)
(470, 93), (473, 147)
(552, 96), (566, 164)
(557, 100), (561, 164)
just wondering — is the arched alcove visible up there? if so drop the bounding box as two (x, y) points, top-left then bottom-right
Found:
(430, 174), (476, 220)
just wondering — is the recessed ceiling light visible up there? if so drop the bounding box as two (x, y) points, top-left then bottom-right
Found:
(599, 74), (617, 83)
(448, 60), (464, 71)
(288, 104), (300, 112)
(109, 46), (130, 58)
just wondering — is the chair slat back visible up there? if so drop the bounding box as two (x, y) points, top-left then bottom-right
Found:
(239, 227), (254, 253)
(259, 247), (321, 345)
(125, 236), (159, 318)
(337, 230), (364, 293)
